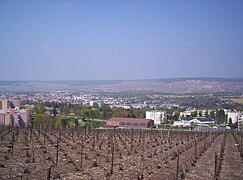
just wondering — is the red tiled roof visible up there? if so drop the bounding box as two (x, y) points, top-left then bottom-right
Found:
(107, 117), (152, 123)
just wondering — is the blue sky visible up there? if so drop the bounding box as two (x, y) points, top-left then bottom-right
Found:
(0, 0), (243, 80)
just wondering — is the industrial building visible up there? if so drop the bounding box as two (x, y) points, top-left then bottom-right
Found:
(104, 117), (154, 129)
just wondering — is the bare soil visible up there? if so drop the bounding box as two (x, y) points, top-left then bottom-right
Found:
(0, 126), (242, 180)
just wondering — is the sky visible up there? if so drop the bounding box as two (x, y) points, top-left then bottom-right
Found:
(0, 0), (243, 81)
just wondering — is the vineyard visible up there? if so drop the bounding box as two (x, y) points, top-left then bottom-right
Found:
(0, 126), (242, 180)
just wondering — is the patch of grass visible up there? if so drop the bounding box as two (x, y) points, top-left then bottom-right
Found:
(157, 124), (190, 130)
(84, 121), (105, 128)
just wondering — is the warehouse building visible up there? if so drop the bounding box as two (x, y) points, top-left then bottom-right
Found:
(104, 117), (154, 129)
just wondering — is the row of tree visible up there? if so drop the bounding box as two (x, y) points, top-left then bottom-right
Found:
(31, 102), (240, 126)
(31, 102), (149, 127)
(33, 102), (149, 120)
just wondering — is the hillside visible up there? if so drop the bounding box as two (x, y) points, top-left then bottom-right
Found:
(0, 78), (243, 94)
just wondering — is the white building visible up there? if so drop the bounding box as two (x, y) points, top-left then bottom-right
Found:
(180, 109), (195, 117)
(110, 104), (131, 109)
(227, 111), (239, 124)
(227, 111), (243, 130)
(238, 113), (243, 131)
(173, 117), (214, 127)
(146, 110), (166, 125)
(173, 120), (191, 127)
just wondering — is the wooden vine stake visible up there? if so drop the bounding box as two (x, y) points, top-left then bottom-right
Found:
(32, 134), (35, 163)
(47, 167), (51, 180)
(110, 135), (114, 175)
(80, 138), (83, 169)
(44, 128), (46, 146)
(56, 137), (59, 166)
(176, 150), (180, 180)
(11, 132), (14, 156)
(214, 152), (218, 178)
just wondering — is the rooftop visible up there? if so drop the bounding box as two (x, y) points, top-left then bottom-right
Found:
(181, 117), (214, 122)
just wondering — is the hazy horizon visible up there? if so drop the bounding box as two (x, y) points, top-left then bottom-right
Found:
(1, 1), (243, 81)
(1, 77), (243, 82)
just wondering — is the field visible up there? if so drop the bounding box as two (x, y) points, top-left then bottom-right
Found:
(227, 98), (243, 105)
(0, 126), (242, 180)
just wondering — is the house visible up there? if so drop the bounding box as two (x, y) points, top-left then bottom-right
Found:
(183, 117), (215, 124)
(173, 117), (215, 127)
(104, 117), (154, 129)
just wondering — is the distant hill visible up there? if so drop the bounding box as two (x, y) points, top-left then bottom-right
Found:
(0, 78), (243, 94)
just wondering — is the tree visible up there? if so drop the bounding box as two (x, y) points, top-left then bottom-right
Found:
(74, 119), (79, 127)
(210, 111), (215, 119)
(54, 117), (62, 127)
(98, 104), (112, 119)
(235, 106), (243, 112)
(198, 111), (202, 117)
(192, 111), (197, 117)
(34, 114), (52, 126)
(61, 118), (68, 127)
(59, 104), (70, 115)
(90, 109), (96, 120)
(100, 104), (111, 112)
(216, 109), (226, 124)
(138, 113), (145, 119)
(52, 102), (58, 117)
(112, 107), (129, 118)
(80, 107), (91, 120)
(205, 110), (209, 118)
(93, 102), (99, 108)
(128, 109), (136, 118)
(34, 102), (45, 114)
(173, 111), (180, 120)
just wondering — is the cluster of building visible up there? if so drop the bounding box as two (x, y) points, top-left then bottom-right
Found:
(103, 110), (166, 129)
(180, 108), (216, 117)
(1, 94), (242, 131)
(7, 91), (180, 110)
(0, 97), (28, 127)
(103, 109), (243, 131)
(110, 103), (179, 110)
